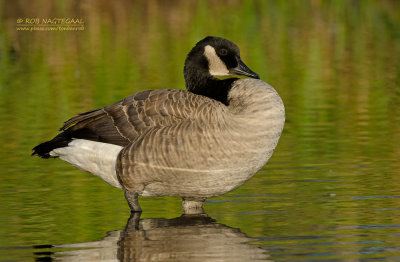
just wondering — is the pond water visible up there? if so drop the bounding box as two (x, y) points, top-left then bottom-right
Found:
(1, 1), (400, 261)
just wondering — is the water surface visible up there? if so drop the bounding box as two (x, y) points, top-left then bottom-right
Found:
(1, 1), (400, 261)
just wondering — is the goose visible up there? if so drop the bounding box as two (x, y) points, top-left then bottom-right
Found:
(32, 36), (285, 214)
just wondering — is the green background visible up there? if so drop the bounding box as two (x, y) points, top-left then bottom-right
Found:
(1, 0), (399, 260)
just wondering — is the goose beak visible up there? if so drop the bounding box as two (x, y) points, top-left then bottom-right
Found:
(230, 58), (260, 79)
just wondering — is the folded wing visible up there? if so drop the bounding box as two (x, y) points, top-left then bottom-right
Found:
(32, 89), (216, 158)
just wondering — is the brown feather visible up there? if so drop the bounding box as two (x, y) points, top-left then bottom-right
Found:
(58, 89), (217, 147)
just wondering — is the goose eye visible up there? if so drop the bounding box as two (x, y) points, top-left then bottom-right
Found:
(218, 49), (228, 56)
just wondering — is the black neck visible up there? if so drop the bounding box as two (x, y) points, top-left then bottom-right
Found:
(184, 69), (236, 105)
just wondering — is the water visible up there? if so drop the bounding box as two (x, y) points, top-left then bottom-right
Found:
(1, 1), (400, 261)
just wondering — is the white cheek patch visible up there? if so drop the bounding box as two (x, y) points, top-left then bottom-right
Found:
(204, 45), (229, 76)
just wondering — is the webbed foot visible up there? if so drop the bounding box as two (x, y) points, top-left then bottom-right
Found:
(182, 197), (206, 215)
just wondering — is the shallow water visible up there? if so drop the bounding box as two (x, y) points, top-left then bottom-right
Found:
(1, 1), (400, 261)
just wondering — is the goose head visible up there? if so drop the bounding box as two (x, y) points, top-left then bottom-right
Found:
(184, 36), (260, 105)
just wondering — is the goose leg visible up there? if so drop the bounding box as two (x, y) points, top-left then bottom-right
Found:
(182, 197), (206, 215)
(124, 191), (142, 212)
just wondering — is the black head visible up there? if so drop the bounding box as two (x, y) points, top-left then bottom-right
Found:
(184, 36), (260, 105)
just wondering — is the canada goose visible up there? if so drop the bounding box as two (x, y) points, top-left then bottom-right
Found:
(32, 36), (285, 214)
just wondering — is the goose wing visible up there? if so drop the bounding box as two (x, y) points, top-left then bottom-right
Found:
(62, 89), (216, 146)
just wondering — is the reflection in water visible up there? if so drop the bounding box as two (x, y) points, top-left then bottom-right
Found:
(39, 214), (270, 261)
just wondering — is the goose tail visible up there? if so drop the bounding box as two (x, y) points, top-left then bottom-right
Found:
(31, 133), (71, 159)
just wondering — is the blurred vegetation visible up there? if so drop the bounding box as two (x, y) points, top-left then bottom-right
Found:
(0, 0), (399, 259)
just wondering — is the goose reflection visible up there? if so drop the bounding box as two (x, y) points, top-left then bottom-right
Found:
(50, 213), (271, 261)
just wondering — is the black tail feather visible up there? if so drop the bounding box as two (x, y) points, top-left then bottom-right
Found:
(31, 133), (72, 159)
(32, 127), (109, 158)
(32, 105), (128, 158)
